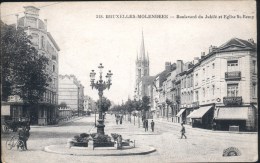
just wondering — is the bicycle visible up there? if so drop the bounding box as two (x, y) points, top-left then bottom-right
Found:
(6, 135), (25, 151)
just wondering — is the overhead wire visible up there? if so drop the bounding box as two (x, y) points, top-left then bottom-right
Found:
(1, 2), (63, 18)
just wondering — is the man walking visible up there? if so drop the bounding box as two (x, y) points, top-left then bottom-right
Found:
(151, 120), (155, 132)
(180, 123), (187, 139)
(144, 119), (148, 132)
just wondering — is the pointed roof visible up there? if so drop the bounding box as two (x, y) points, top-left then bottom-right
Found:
(218, 38), (256, 50)
(140, 30), (146, 60)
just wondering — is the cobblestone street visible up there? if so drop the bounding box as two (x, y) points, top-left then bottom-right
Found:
(1, 114), (257, 163)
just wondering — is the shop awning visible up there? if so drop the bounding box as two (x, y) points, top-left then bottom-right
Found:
(188, 105), (213, 119)
(214, 107), (248, 120)
(187, 110), (198, 118)
(176, 109), (186, 117)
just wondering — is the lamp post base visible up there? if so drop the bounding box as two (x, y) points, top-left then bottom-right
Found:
(97, 119), (105, 135)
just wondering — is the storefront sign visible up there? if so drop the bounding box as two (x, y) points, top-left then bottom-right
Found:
(223, 96), (242, 106)
(1, 105), (10, 116)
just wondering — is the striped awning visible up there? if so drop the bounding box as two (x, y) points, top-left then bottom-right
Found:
(176, 109), (186, 117)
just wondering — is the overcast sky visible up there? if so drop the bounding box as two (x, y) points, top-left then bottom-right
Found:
(1, 1), (256, 104)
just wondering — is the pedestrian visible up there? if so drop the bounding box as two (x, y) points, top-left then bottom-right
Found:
(116, 118), (118, 125)
(145, 119), (148, 132)
(180, 123), (187, 139)
(18, 127), (30, 150)
(120, 116), (122, 124)
(151, 120), (155, 132)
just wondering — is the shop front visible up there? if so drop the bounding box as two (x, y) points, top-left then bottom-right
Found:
(214, 106), (255, 131)
(176, 108), (186, 123)
(188, 105), (214, 129)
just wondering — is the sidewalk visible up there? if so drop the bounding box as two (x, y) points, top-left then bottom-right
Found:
(30, 116), (85, 128)
(151, 118), (257, 134)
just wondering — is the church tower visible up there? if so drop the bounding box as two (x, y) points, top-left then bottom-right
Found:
(135, 31), (150, 90)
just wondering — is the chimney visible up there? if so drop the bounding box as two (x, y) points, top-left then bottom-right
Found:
(193, 57), (200, 65)
(165, 62), (171, 71)
(209, 45), (217, 53)
(176, 60), (183, 74)
(248, 38), (254, 44)
(44, 19), (47, 31)
(201, 52), (205, 59)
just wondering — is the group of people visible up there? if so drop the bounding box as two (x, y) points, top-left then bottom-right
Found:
(142, 117), (187, 139)
(143, 119), (155, 132)
(115, 114), (123, 125)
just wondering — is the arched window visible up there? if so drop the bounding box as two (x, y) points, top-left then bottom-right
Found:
(53, 65), (55, 72)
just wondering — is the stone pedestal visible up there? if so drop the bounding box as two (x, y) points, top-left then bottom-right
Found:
(88, 140), (94, 149)
(66, 138), (74, 148)
(97, 119), (105, 135)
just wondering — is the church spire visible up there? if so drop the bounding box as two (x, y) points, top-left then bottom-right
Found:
(140, 30), (146, 61)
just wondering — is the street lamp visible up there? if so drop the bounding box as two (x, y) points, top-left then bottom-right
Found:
(90, 63), (112, 135)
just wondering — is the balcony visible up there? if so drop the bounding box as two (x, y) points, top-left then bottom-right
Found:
(225, 71), (241, 80)
(223, 96), (242, 106)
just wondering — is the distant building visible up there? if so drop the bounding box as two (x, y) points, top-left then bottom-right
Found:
(83, 95), (96, 113)
(135, 31), (150, 100)
(58, 75), (84, 116)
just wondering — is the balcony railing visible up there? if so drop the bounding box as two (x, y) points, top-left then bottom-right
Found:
(223, 96), (242, 106)
(225, 71), (241, 80)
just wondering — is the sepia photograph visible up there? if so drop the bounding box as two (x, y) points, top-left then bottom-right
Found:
(1, 1), (258, 162)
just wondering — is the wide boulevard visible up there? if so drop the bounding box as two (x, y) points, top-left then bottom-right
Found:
(1, 114), (257, 162)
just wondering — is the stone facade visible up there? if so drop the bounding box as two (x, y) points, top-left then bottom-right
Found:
(3, 6), (60, 125)
(148, 38), (257, 131)
(58, 75), (84, 116)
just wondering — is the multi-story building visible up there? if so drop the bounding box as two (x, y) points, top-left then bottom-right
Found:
(188, 38), (257, 131)
(83, 95), (96, 113)
(2, 6), (60, 125)
(149, 38), (257, 131)
(153, 62), (174, 119)
(58, 75), (84, 116)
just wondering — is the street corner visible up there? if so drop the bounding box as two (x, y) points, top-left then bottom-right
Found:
(43, 144), (156, 156)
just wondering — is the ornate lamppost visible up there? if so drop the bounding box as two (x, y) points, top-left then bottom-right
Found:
(90, 63), (112, 135)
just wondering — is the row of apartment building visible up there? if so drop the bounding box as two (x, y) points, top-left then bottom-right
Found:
(136, 34), (257, 131)
(1, 6), (94, 125)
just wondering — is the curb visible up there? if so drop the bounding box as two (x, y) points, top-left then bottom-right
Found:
(152, 119), (257, 134)
(30, 117), (84, 128)
(44, 144), (156, 156)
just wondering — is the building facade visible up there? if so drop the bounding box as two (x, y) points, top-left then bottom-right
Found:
(58, 75), (84, 116)
(2, 6), (60, 125)
(149, 38), (257, 131)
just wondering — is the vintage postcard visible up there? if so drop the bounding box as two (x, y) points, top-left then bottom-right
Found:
(1, 1), (257, 162)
